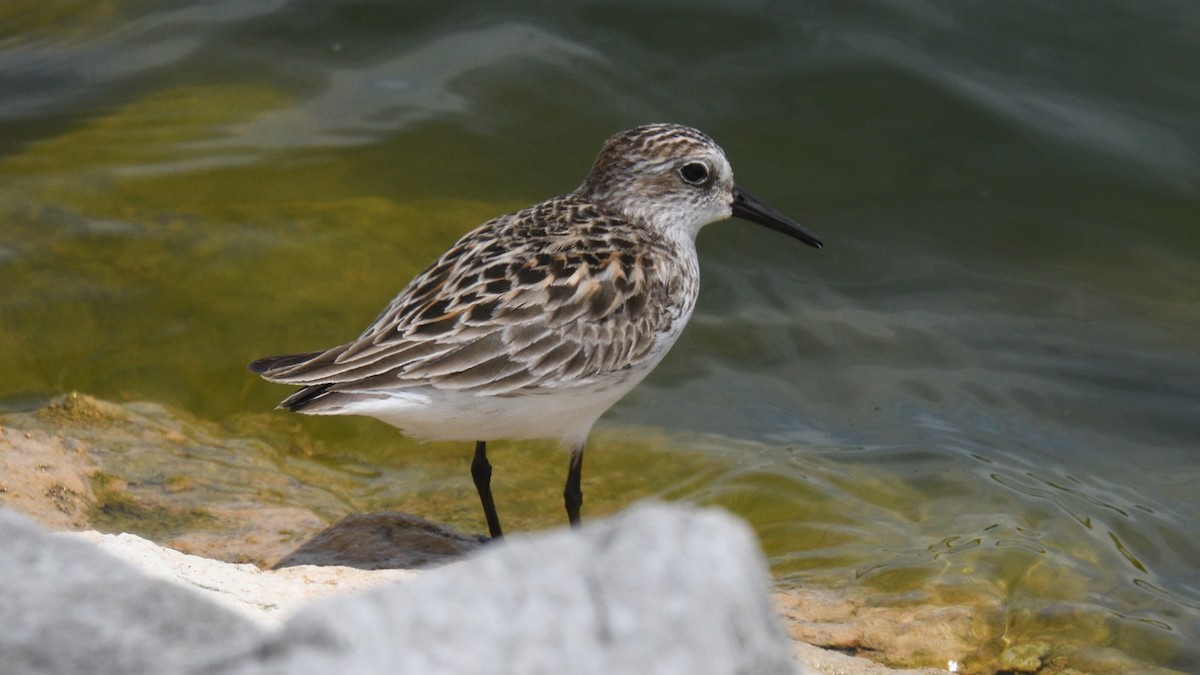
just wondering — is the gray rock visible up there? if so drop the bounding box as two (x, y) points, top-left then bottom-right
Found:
(0, 509), (266, 674)
(0, 503), (800, 675)
(236, 503), (798, 674)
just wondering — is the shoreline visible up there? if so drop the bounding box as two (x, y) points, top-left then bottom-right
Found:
(0, 394), (1176, 674)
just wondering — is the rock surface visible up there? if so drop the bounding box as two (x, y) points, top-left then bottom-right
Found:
(1, 504), (801, 675)
(69, 528), (416, 625)
(777, 587), (1000, 670)
(0, 394), (338, 567)
(0, 422), (97, 530)
(0, 508), (266, 674)
(68, 525), (955, 675)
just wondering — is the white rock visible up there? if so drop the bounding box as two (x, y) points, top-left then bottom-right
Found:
(237, 503), (799, 674)
(67, 530), (416, 625)
(0, 509), (265, 674)
(0, 503), (803, 675)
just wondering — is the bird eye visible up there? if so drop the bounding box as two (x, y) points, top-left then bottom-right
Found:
(679, 161), (710, 186)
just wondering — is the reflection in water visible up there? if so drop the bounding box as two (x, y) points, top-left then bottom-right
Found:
(227, 22), (604, 150)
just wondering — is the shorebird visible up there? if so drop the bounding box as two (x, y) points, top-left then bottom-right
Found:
(250, 123), (822, 539)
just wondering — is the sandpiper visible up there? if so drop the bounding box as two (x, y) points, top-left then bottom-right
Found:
(250, 123), (822, 539)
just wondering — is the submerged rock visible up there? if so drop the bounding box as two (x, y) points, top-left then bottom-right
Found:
(274, 511), (485, 570)
(777, 586), (1003, 670)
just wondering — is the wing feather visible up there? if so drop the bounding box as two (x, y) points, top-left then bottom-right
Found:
(252, 196), (696, 402)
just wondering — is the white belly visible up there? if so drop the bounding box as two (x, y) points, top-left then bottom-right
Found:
(308, 366), (656, 448)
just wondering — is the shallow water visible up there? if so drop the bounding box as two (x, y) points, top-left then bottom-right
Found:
(2, 1), (1198, 670)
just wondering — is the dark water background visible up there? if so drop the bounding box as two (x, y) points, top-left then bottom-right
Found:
(2, 1), (1198, 670)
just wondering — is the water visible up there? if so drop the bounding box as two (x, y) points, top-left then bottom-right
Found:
(2, 1), (1198, 670)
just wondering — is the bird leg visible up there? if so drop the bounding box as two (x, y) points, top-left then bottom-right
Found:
(471, 441), (503, 539)
(564, 444), (584, 528)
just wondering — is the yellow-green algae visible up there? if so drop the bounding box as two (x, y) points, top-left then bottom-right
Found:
(89, 470), (215, 541)
(0, 83), (517, 421)
(0, 0), (120, 42)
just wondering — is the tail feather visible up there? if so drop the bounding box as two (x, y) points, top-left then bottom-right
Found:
(278, 383), (334, 412)
(248, 350), (325, 376)
(250, 350), (336, 412)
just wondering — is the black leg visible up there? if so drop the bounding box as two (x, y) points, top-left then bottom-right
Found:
(564, 444), (584, 528)
(471, 441), (503, 540)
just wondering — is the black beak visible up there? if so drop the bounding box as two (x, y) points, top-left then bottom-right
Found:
(730, 186), (823, 249)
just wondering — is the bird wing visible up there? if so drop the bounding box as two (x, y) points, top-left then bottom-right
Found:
(252, 197), (693, 401)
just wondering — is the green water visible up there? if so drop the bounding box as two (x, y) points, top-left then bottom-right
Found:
(2, 2), (1199, 671)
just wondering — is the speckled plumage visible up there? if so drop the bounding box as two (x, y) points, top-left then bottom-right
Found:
(261, 196), (696, 401)
(250, 123), (822, 538)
